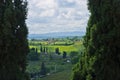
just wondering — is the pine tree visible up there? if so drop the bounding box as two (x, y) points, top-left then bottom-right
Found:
(72, 0), (120, 80)
(0, 0), (29, 80)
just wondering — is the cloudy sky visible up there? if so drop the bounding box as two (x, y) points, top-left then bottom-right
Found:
(27, 0), (90, 34)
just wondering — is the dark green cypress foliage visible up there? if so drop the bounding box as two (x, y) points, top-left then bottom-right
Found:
(14, 0), (29, 79)
(0, 1), (4, 59)
(86, 0), (120, 80)
(63, 51), (67, 58)
(35, 48), (38, 54)
(72, 0), (120, 80)
(0, 0), (29, 80)
(40, 62), (47, 75)
(40, 45), (43, 52)
(55, 48), (60, 55)
(43, 47), (46, 53)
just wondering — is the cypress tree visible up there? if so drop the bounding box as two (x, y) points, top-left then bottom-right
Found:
(43, 47), (46, 53)
(40, 62), (47, 75)
(72, 0), (120, 80)
(63, 51), (67, 58)
(55, 48), (60, 55)
(0, 0), (29, 80)
(40, 45), (43, 52)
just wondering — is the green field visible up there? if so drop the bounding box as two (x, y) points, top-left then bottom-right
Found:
(29, 40), (83, 54)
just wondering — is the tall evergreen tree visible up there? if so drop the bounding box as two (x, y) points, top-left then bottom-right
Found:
(63, 51), (67, 58)
(40, 45), (43, 52)
(72, 0), (120, 80)
(0, 0), (29, 80)
(43, 47), (46, 53)
(40, 62), (47, 75)
(55, 48), (60, 55)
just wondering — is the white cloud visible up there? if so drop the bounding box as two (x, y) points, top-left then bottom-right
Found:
(39, 9), (56, 17)
(29, 0), (57, 9)
(66, 0), (75, 3)
(27, 0), (89, 34)
(36, 0), (57, 9)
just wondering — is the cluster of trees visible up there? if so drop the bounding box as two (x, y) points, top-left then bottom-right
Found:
(72, 0), (120, 80)
(55, 48), (67, 58)
(28, 48), (39, 61)
(28, 45), (49, 61)
(28, 47), (68, 61)
(30, 62), (49, 78)
(40, 45), (48, 53)
(63, 51), (67, 59)
(0, 0), (29, 80)
(55, 48), (60, 55)
(70, 51), (79, 64)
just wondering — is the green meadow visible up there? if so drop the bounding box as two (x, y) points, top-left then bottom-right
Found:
(29, 38), (84, 54)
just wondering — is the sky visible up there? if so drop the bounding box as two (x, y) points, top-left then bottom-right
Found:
(27, 0), (90, 34)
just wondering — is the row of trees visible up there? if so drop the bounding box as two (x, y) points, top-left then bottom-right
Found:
(72, 0), (120, 80)
(28, 48), (39, 61)
(28, 47), (67, 61)
(40, 46), (48, 53)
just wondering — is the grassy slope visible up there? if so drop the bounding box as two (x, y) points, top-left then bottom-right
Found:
(39, 70), (72, 80)
(47, 45), (78, 53)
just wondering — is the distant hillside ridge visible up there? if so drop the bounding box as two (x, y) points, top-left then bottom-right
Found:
(28, 31), (85, 39)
